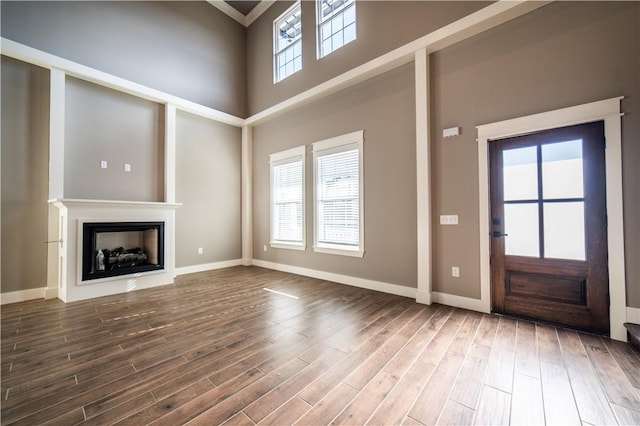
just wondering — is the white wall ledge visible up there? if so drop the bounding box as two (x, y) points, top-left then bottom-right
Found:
(49, 198), (182, 209)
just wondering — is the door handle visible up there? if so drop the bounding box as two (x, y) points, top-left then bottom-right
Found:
(492, 231), (508, 237)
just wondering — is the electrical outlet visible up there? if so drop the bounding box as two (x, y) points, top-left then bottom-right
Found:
(263, 245), (267, 252)
(198, 247), (203, 254)
(452, 266), (460, 278)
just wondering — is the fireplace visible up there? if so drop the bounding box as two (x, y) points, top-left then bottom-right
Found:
(82, 221), (165, 281)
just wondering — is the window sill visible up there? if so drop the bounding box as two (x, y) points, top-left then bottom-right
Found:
(313, 245), (364, 258)
(270, 242), (306, 251)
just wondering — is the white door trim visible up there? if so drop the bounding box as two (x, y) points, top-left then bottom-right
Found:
(476, 97), (627, 341)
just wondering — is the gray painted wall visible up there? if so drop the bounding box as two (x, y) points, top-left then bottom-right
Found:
(175, 111), (242, 267)
(247, 1), (490, 115)
(1, 1), (247, 117)
(252, 64), (417, 288)
(1, 57), (50, 293)
(64, 77), (165, 202)
(430, 1), (640, 307)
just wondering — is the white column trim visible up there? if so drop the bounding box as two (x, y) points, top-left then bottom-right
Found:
(47, 68), (65, 296)
(415, 49), (431, 305)
(49, 68), (65, 199)
(165, 104), (177, 204)
(242, 126), (253, 266)
(476, 97), (627, 341)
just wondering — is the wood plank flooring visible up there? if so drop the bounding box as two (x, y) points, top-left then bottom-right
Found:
(1, 266), (639, 425)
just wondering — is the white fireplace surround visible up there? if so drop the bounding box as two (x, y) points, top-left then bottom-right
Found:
(50, 199), (181, 302)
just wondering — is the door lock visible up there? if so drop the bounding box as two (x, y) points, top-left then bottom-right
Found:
(492, 231), (508, 237)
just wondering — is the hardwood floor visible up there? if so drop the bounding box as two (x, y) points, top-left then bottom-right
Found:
(1, 266), (639, 425)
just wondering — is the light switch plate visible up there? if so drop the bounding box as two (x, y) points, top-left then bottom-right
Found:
(452, 266), (460, 277)
(100, 160), (108, 169)
(124, 164), (131, 172)
(440, 215), (459, 225)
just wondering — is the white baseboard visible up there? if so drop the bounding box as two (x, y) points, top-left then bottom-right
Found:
(1, 287), (49, 305)
(431, 291), (490, 314)
(627, 306), (640, 324)
(44, 287), (59, 300)
(252, 259), (417, 299)
(416, 290), (431, 305)
(175, 259), (243, 276)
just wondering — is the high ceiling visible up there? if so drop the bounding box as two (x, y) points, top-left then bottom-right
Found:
(224, 1), (261, 16)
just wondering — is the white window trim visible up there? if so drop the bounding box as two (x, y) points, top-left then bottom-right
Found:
(312, 130), (364, 257)
(273, 1), (302, 84)
(316, 0), (357, 59)
(269, 145), (306, 250)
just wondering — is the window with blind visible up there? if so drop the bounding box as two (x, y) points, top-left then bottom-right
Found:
(270, 146), (306, 250)
(313, 130), (364, 257)
(274, 2), (302, 83)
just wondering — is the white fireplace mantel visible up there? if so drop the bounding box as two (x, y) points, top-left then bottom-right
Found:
(50, 198), (182, 210)
(49, 198), (181, 302)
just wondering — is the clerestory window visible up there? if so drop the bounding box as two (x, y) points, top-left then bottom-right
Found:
(274, 2), (302, 83)
(316, 0), (356, 58)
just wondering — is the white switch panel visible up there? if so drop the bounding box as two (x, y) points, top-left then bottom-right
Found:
(452, 266), (460, 277)
(440, 215), (459, 225)
(100, 160), (108, 169)
(443, 127), (460, 138)
(124, 163), (131, 172)
(198, 247), (203, 254)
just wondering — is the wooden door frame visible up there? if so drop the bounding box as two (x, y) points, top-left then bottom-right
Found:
(476, 97), (627, 341)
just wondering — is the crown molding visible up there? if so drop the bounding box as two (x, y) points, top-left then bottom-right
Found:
(207, 0), (274, 27)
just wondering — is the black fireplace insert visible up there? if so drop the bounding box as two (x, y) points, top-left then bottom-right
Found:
(82, 221), (165, 281)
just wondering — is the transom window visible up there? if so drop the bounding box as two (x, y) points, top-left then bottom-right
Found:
(313, 130), (364, 257)
(270, 146), (306, 250)
(274, 2), (302, 83)
(317, 0), (356, 58)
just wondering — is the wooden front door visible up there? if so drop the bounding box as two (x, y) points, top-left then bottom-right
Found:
(489, 121), (609, 334)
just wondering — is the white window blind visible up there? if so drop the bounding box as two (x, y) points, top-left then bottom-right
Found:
(317, 148), (359, 246)
(313, 131), (364, 257)
(270, 146), (305, 249)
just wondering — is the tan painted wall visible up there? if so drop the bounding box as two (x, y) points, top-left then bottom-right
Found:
(175, 111), (242, 267)
(430, 1), (640, 307)
(1, 1), (247, 117)
(247, 1), (490, 115)
(252, 64), (417, 288)
(64, 77), (165, 202)
(1, 57), (50, 293)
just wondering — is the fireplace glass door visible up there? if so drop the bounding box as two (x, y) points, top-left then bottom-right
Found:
(82, 222), (165, 282)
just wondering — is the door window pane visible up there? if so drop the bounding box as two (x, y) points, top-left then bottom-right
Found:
(504, 203), (539, 257)
(544, 202), (585, 260)
(542, 139), (583, 199)
(503, 146), (538, 201)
